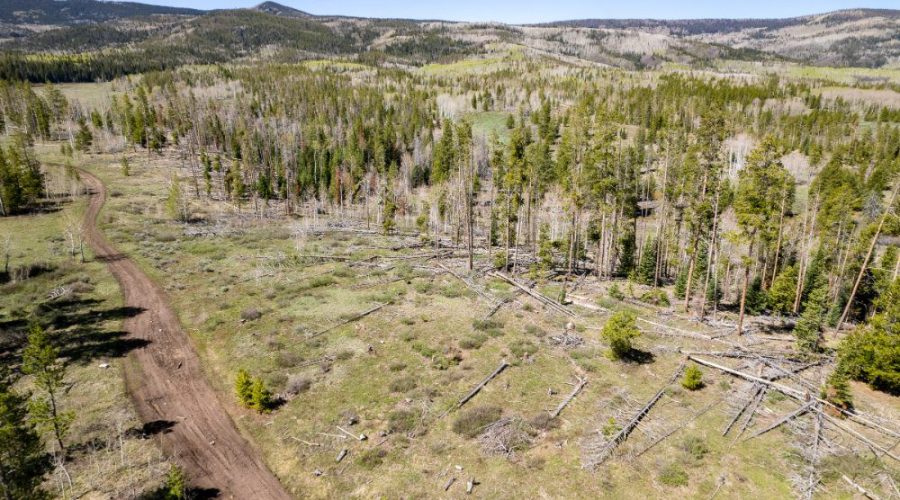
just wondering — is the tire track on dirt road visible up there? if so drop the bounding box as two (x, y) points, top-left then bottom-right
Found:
(79, 169), (290, 499)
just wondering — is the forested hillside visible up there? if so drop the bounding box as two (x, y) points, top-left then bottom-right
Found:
(0, 2), (897, 83)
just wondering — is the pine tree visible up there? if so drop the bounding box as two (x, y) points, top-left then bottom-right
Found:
(21, 324), (74, 456)
(768, 265), (798, 315)
(602, 311), (640, 360)
(0, 371), (51, 499)
(235, 369), (253, 407)
(381, 187), (397, 235)
(163, 464), (187, 499)
(795, 279), (828, 353)
(734, 137), (794, 334)
(74, 116), (93, 152)
(250, 378), (273, 413)
(823, 370), (853, 410)
(682, 365), (704, 390)
(536, 223), (553, 271)
(634, 237), (657, 285)
(837, 277), (900, 394)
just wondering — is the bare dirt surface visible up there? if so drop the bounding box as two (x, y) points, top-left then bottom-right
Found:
(80, 170), (291, 499)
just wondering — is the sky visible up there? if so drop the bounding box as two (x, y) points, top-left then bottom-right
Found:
(142, 0), (899, 24)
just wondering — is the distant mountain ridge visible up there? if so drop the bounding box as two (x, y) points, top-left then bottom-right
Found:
(541, 8), (900, 34)
(252, 1), (312, 19)
(0, 0), (897, 82)
(0, 0), (201, 25)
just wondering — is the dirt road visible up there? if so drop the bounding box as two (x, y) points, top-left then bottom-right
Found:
(80, 170), (290, 499)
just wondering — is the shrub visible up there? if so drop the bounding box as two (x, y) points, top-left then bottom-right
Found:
(601, 311), (640, 359)
(389, 376), (417, 393)
(387, 409), (418, 433)
(681, 365), (704, 391)
(508, 339), (538, 358)
(275, 351), (301, 368)
(357, 448), (387, 469)
(529, 412), (559, 431)
(658, 463), (688, 486)
(459, 334), (487, 350)
(285, 375), (311, 396)
(639, 288), (670, 307)
(452, 405), (502, 438)
(680, 436), (709, 460)
(524, 324), (545, 337)
(240, 308), (262, 321)
(608, 283), (625, 300)
(473, 319), (504, 331)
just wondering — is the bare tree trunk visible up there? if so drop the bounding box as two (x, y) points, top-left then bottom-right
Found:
(683, 239), (697, 313)
(770, 190), (787, 284)
(700, 188), (720, 320)
(737, 263), (751, 335)
(837, 182), (898, 330)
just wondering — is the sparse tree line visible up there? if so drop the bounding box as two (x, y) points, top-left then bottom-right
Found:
(0, 61), (897, 493)
(67, 65), (898, 402)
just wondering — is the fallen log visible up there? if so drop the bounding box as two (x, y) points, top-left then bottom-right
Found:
(736, 387), (768, 438)
(689, 356), (900, 442)
(550, 377), (588, 419)
(307, 303), (387, 339)
(687, 356), (806, 399)
(633, 398), (721, 459)
(454, 360), (510, 411)
(484, 298), (510, 319)
(821, 412), (900, 463)
(584, 362), (685, 468)
(842, 475), (882, 500)
(336, 449), (348, 463)
(723, 384), (764, 436)
(745, 401), (817, 441)
(491, 272), (574, 317)
(443, 477), (456, 491)
(439, 263), (496, 304)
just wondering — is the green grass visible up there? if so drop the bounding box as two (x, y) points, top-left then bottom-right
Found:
(467, 111), (513, 142)
(0, 161), (172, 497)
(31, 143), (897, 499)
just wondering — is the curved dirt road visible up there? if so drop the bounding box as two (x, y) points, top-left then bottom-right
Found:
(80, 170), (290, 499)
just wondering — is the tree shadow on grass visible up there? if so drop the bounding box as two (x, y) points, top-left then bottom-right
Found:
(0, 297), (149, 366)
(140, 486), (221, 500)
(124, 419), (177, 439)
(622, 348), (655, 365)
